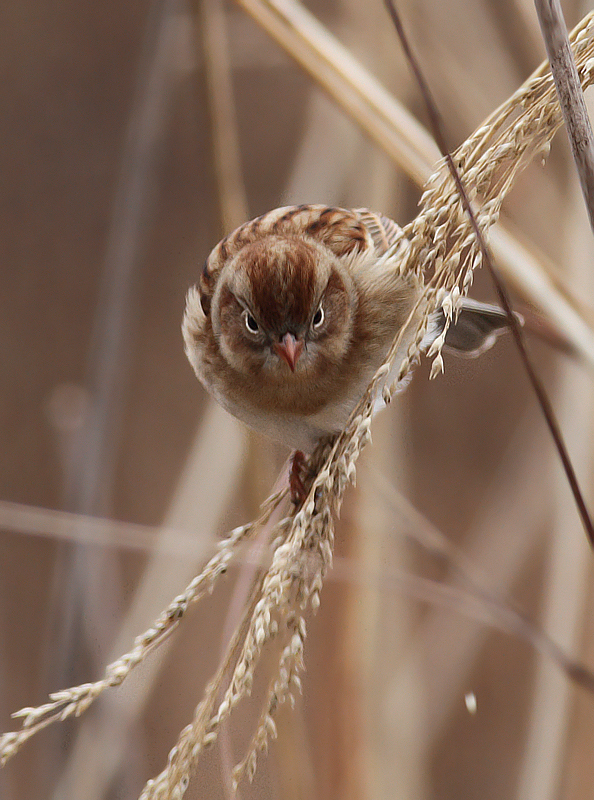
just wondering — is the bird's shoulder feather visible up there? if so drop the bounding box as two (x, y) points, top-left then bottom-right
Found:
(353, 208), (404, 255)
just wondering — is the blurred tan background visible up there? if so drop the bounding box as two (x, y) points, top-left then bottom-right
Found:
(2, 0), (594, 798)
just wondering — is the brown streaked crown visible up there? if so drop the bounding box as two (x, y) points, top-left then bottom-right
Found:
(199, 205), (373, 318)
(241, 236), (317, 332)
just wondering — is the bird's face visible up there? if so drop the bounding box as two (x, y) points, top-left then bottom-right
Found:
(211, 235), (357, 383)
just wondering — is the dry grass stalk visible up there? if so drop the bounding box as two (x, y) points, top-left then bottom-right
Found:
(535, 0), (594, 231)
(234, 0), (438, 184)
(3, 10), (594, 798)
(199, 0), (249, 232)
(0, 491), (284, 765)
(386, 0), (594, 546)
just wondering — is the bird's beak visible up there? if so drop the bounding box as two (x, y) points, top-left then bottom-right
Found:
(273, 332), (304, 372)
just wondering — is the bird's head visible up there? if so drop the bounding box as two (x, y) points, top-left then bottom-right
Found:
(211, 234), (357, 382)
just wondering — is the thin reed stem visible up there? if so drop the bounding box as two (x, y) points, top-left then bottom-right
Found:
(535, 0), (594, 231)
(384, 0), (594, 549)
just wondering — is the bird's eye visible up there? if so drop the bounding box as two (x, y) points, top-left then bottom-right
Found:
(243, 310), (260, 334)
(312, 305), (324, 328)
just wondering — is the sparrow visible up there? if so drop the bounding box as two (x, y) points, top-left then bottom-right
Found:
(183, 205), (512, 454)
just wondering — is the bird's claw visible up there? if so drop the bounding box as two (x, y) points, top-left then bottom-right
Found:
(289, 450), (310, 505)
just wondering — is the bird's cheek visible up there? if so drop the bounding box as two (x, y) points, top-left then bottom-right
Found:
(218, 335), (239, 371)
(216, 328), (250, 374)
(310, 334), (348, 370)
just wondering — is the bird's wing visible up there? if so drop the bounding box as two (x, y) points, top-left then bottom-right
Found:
(353, 209), (519, 357)
(431, 298), (521, 357)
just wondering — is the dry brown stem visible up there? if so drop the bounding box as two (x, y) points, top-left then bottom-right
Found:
(535, 0), (594, 231)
